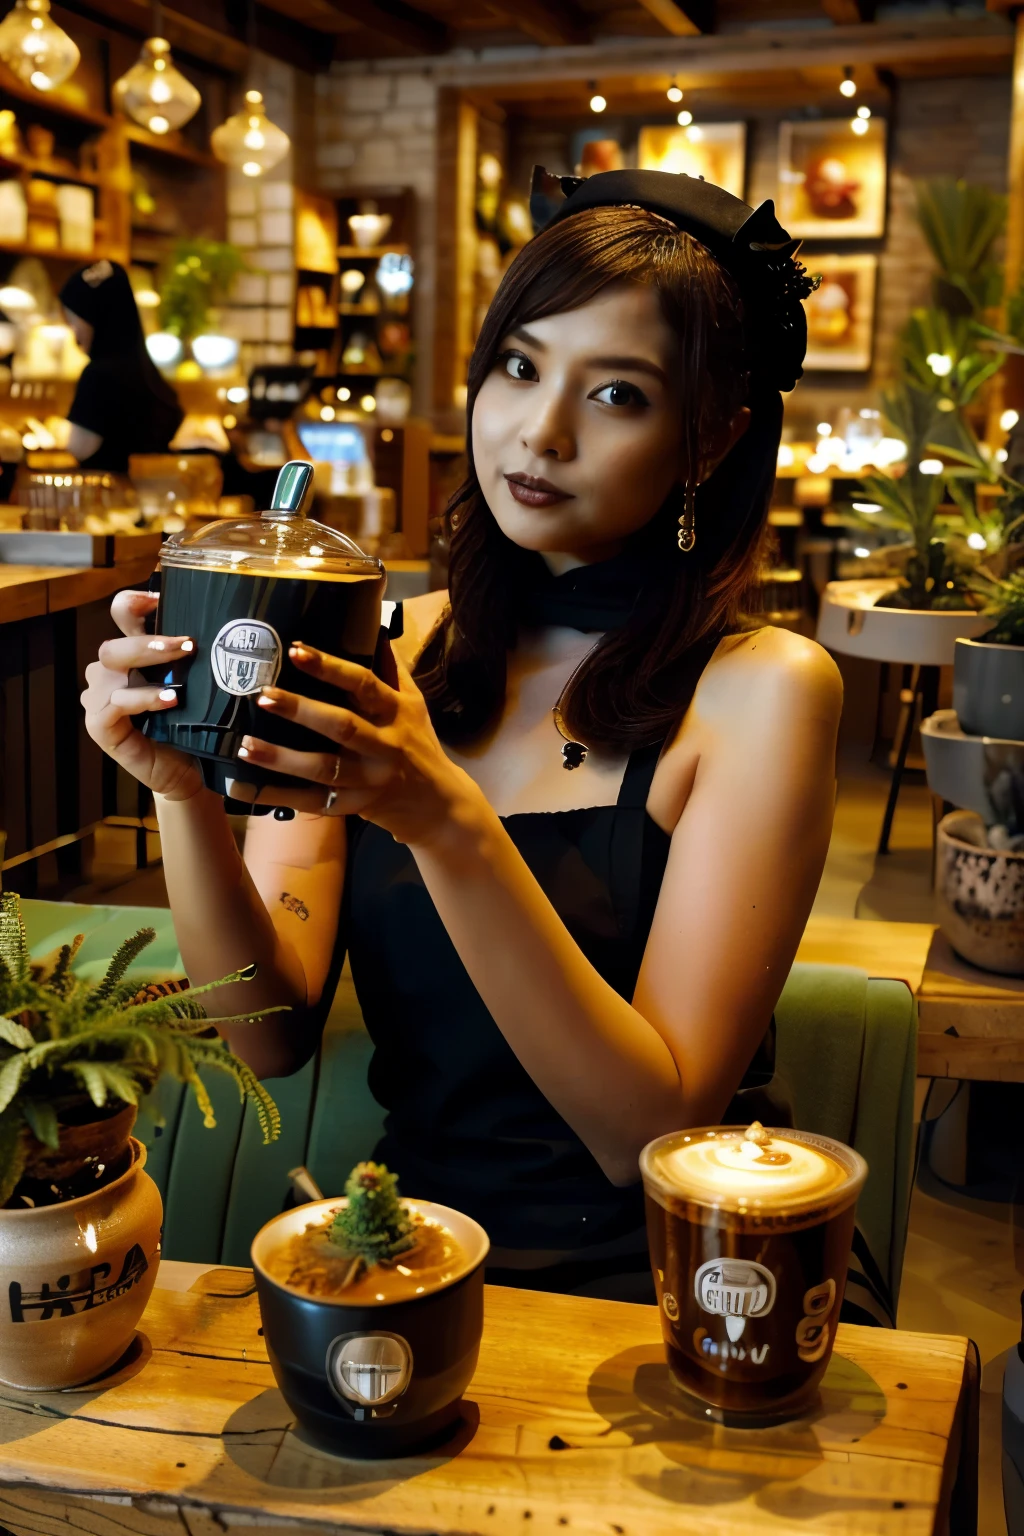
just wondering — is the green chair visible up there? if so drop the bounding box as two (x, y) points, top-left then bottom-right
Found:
(22, 900), (917, 1308)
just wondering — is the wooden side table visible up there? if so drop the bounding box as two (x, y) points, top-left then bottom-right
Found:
(917, 928), (1024, 1082)
(0, 1262), (974, 1536)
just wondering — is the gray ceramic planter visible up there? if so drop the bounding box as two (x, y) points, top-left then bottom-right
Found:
(936, 809), (1024, 975)
(921, 710), (1024, 832)
(953, 637), (1024, 742)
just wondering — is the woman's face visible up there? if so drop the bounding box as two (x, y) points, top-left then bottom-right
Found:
(472, 282), (688, 565)
(62, 305), (93, 353)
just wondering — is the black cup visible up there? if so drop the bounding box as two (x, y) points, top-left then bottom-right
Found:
(251, 1199), (489, 1458)
(142, 560), (385, 801)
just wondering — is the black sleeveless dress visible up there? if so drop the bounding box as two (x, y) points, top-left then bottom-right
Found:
(341, 635), (787, 1302)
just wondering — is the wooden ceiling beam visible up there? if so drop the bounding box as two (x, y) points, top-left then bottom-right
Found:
(480, 0), (589, 48)
(634, 0), (712, 35)
(316, 0), (447, 55)
(62, 0), (326, 73)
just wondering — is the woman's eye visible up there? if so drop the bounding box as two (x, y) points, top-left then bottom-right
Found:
(500, 351), (537, 383)
(592, 381), (648, 408)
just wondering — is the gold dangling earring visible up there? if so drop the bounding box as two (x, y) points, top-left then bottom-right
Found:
(677, 481), (696, 552)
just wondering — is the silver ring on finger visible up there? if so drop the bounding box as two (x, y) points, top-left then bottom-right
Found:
(323, 754), (342, 812)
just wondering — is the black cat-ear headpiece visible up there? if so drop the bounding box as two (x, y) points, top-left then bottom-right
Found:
(528, 166), (820, 394)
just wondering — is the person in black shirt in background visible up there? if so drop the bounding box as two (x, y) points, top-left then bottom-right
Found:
(59, 258), (183, 472)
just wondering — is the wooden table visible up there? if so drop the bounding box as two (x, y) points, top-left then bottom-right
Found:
(0, 1261), (973, 1536)
(799, 914), (1024, 1082)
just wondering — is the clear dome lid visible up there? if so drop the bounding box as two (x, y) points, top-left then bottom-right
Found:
(159, 461), (383, 578)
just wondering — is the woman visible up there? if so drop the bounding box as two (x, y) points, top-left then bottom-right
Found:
(60, 258), (183, 472)
(81, 170), (842, 1301)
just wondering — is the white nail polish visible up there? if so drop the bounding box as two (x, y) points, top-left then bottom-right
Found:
(237, 746), (249, 758)
(148, 640), (166, 652)
(180, 639), (195, 653)
(159, 688), (177, 702)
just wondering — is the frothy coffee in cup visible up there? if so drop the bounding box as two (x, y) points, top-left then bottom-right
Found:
(641, 1123), (867, 1423)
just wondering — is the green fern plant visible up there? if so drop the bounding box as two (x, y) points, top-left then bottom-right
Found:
(969, 567), (1024, 645)
(0, 891), (283, 1205)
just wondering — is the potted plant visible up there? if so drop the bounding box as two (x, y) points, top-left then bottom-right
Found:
(0, 890), (281, 1391)
(816, 386), (992, 662)
(156, 237), (247, 374)
(953, 567), (1024, 741)
(252, 1160), (489, 1456)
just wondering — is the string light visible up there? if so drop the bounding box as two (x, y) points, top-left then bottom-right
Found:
(839, 66), (856, 98)
(113, 37), (200, 135)
(851, 116), (869, 136)
(676, 108), (693, 127)
(0, 0), (78, 92)
(857, 104), (871, 119)
(589, 82), (606, 113)
(667, 80), (683, 104)
(1001, 408), (1019, 431)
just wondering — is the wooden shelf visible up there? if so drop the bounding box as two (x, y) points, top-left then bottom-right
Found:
(0, 153), (100, 187)
(336, 243), (410, 259)
(339, 303), (381, 316)
(124, 123), (221, 170)
(0, 239), (105, 260)
(0, 70), (110, 130)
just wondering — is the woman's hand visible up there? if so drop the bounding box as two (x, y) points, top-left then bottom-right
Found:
(81, 589), (204, 802)
(236, 640), (481, 846)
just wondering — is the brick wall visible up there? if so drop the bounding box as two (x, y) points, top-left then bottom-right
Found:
(311, 60), (1011, 428)
(313, 68), (438, 413)
(219, 53), (300, 373)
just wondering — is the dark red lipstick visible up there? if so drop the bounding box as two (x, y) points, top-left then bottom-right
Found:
(504, 473), (573, 508)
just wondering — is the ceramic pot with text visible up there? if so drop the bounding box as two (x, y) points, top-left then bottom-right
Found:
(0, 1139), (161, 1389)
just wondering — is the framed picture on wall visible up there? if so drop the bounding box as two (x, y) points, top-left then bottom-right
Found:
(637, 122), (746, 199)
(778, 118), (887, 239)
(803, 253), (878, 371)
(569, 129), (624, 177)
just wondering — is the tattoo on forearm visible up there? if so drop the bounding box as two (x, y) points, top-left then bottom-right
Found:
(280, 891), (309, 921)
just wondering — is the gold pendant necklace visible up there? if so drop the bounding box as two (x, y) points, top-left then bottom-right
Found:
(552, 705), (588, 770)
(551, 638), (599, 770)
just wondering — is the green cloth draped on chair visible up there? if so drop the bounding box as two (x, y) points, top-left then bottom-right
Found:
(22, 900), (917, 1321)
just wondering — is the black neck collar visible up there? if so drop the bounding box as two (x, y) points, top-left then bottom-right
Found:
(519, 549), (660, 633)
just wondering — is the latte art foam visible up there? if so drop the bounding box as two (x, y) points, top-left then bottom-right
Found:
(647, 1123), (850, 1211)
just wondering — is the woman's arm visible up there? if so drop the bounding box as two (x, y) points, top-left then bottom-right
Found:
(239, 626), (841, 1181)
(154, 790), (346, 1077)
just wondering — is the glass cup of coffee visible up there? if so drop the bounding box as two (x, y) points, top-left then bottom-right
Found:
(142, 461), (386, 806)
(640, 1121), (867, 1424)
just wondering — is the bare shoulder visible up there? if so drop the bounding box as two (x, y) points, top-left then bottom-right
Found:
(393, 589), (449, 670)
(700, 626), (843, 726)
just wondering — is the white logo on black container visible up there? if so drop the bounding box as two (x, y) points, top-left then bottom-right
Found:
(211, 620), (282, 696)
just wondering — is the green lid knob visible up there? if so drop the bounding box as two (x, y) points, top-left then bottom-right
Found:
(268, 461), (313, 516)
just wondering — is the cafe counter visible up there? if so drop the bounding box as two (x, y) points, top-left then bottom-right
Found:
(0, 552), (159, 884)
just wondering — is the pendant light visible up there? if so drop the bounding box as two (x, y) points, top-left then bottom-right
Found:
(211, 89), (289, 177)
(0, 0), (79, 93)
(210, 0), (289, 178)
(113, 4), (200, 137)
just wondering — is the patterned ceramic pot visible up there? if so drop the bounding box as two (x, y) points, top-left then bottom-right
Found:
(0, 1139), (162, 1389)
(936, 809), (1024, 976)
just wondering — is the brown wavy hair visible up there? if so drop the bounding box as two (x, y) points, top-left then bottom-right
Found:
(417, 204), (781, 752)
